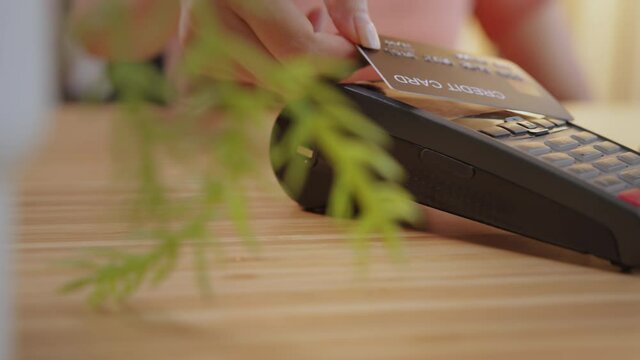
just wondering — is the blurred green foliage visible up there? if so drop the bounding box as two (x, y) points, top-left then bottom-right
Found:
(63, 0), (418, 308)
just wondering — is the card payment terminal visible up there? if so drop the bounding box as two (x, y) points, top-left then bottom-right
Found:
(270, 36), (640, 270)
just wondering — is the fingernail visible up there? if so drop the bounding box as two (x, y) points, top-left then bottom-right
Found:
(354, 14), (380, 50)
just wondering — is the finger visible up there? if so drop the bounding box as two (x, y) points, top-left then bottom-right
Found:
(213, 1), (272, 55)
(227, 0), (355, 60)
(213, 2), (274, 83)
(307, 6), (329, 33)
(323, 0), (380, 49)
(185, 2), (270, 83)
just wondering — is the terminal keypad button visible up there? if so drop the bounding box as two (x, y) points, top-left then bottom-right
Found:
(480, 126), (511, 138)
(528, 128), (549, 136)
(516, 142), (551, 156)
(568, 146), (604, 162)
(619, 168), (640, 186)
(541, 153), (576, 167)
(571, 132), (599, 144)
(618, 188), (640, 207)
(498, 122), (528, 135)
(593, 157), (628, 173)
(544, 137), (580, 151)
(593, 176), (628, 192)
(549, 119), (567, 127)
(618, 153), (640, 165)
(594, 141), (621, 155)
(517, 121), (538, 129)
(531, 119), (556, 129)
(566, 164), (600, 179)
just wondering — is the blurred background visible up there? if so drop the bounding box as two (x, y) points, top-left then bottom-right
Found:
(56, 0), (640, 104)
(462, 0), (640, 103)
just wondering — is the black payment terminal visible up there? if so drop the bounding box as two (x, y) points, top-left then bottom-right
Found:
(270, 36), (640, 270)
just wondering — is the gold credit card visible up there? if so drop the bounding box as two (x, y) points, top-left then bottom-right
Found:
(357, 36), (573, 121)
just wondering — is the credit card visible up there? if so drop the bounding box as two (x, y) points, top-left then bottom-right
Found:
(357, 35), (573, 121)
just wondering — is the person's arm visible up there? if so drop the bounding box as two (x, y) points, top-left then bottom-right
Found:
(475, 0), (592, 101)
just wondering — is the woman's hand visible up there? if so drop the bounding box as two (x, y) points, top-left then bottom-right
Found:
(208, 0), (380, 61)
(72, 0), (380, 65)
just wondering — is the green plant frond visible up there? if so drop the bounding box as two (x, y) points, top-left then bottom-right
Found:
(65, 0), (421, 307)
(148, 241), (181, 287)
(326, 173), (355, 219)
(194, 240), (213, 297)
(108, 62), (172, 103)
(281, 153), (313, 198)
(60, 276), (96, 294)
(362, 147), (406, 181)
(380, 223), (406, 263)
(222, 186), (258, 250)
(322, 106), (390, 145)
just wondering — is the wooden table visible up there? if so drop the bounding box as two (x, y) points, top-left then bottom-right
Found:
(17, 104), (640, 360)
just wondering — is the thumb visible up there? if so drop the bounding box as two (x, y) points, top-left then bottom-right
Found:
(323, 0), (380, 49)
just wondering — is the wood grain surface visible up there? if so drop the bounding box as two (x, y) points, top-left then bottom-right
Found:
(16, 105), (640, 360)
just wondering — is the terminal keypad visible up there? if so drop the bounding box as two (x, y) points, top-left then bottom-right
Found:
(479, 116), (640, 203)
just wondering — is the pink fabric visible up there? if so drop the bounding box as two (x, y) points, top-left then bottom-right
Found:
(294, 0), (474, 47)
